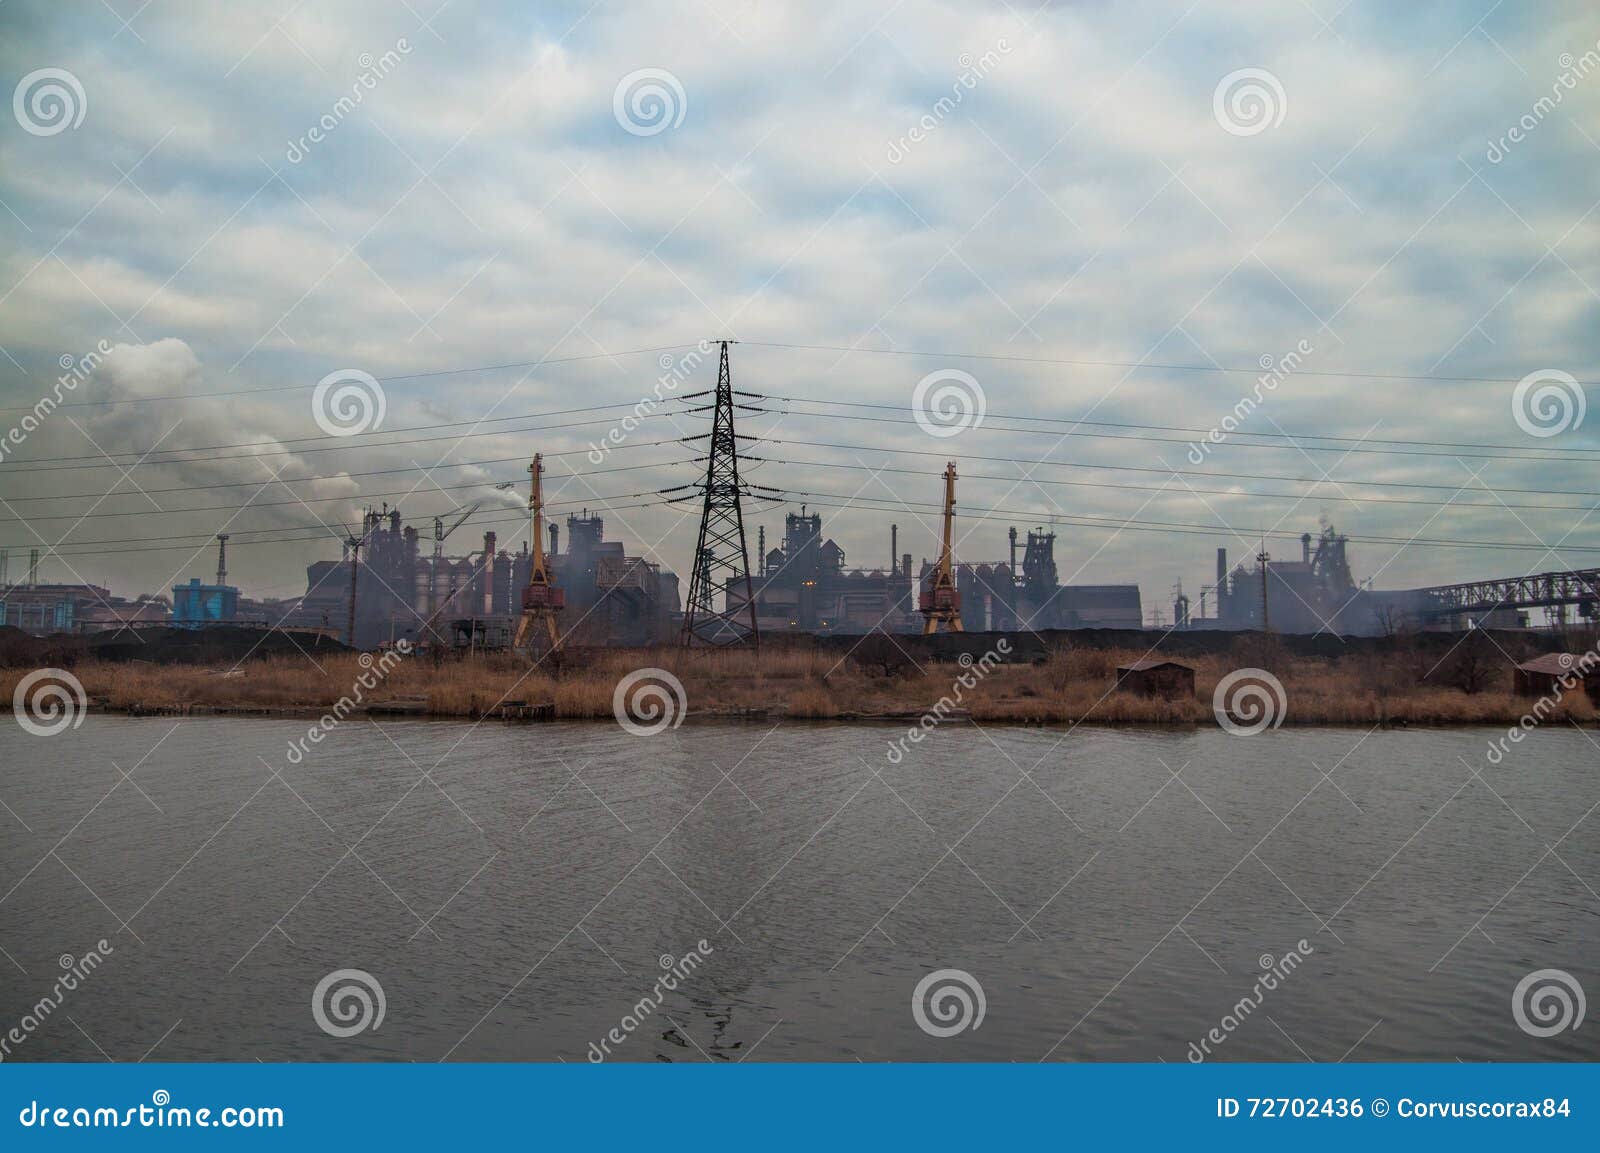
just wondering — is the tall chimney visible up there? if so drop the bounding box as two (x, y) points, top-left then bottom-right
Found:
(29, 548), (40, 586)
(1216, 547), (1227, 585)
(1302, 532), (1313, 564)
(758, 525), (766, 577)
(1009, 526), (1018, 579)
(482, 532), (497, 614)
(549, 522), (559, 557)
(891, 524), (898, 576)
(216, 533), (230, 587)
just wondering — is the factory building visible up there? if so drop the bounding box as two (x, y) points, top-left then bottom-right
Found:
(0, 581), (111, 634)
(738, 509), (916, 633)
(0, 579), (169, 635)
(171, 579), (240, 628)
(0, 548), (170, 635)
(1208, 526), (1360, 634)
(278, 506), (680, 649)
(168, 533), (243, 629)
(1196, 522), (1477, 635)
(555, 510), (681, 647)
(920, 528), (1143, 632)
(736, 510), (1142, 634)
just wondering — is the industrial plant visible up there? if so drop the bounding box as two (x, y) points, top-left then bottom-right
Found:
(7, 501), (1597, 650)
(3, 343), (1597, 649)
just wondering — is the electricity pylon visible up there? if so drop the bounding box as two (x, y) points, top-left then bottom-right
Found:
(681, 341), (759, 649)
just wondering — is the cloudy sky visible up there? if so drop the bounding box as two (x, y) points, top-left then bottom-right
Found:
(1, 0), (1597, 619)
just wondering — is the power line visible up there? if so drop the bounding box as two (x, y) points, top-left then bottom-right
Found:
(750, 403), (1600, 462)
(0, 409), (697, 474)
(1, 398), (654, 465)
(10, 344), (1599, 465)
(743, 439), (1600, 498)
(762, 394), (1600, 457)
(11, 426), (1600, 532)
(0, 453), (685, 504)
(26, 471), (1600, 561)
(0, 464), (690, 526)
(18, 497), (676, 559)
(27, 482), (1600, 562)
(11, 416), (1600, 506)
(0, 343), (701, 414)
(742, 454), (1600, 514)
(742, 486), (1600, 555)
(10, 389), (1598, 479)
(736, 339), (1600, 390)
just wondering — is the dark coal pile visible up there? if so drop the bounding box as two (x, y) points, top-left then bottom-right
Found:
(0, 625), (352, 667)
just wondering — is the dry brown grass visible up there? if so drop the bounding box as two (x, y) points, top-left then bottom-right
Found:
(4, 642), (1595, 727)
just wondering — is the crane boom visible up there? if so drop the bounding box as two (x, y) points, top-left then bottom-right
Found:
(918, 462), (963, 634)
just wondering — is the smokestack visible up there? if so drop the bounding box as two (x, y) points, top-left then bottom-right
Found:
(1216, 547), (1227, 585)
(29, 548), (40, 586)
(891, 524), (898, 576)
(1302, 532), (1312, 564)
(1009, 527), (1018, 579)
(758, 525), (766, 577)
(0, 548), (7, 588)
(483, 532), (496, 614)
(216, 533), (230, 587)
(549, 522), (559, 557)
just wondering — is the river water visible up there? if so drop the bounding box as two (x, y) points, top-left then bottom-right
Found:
(0, 717), (1595, 1062)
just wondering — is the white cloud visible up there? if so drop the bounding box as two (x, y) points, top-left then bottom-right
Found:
(0, 0), (1596, 608)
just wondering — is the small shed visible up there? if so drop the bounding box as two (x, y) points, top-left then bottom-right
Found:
(1115, 658), (1196, 699)
(1513, 653), (1600, 703)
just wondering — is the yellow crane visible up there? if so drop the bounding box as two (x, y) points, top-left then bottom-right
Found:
(514, 452), (564, 656)
(919, 461), (963, 634)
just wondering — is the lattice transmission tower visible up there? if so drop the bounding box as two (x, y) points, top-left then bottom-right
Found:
(680, 340), (760, 649)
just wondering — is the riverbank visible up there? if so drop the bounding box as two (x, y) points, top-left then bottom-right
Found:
(5, 637), (1595, 727)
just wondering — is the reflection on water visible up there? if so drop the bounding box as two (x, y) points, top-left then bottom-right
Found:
(0, 717), (1595, 1062)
